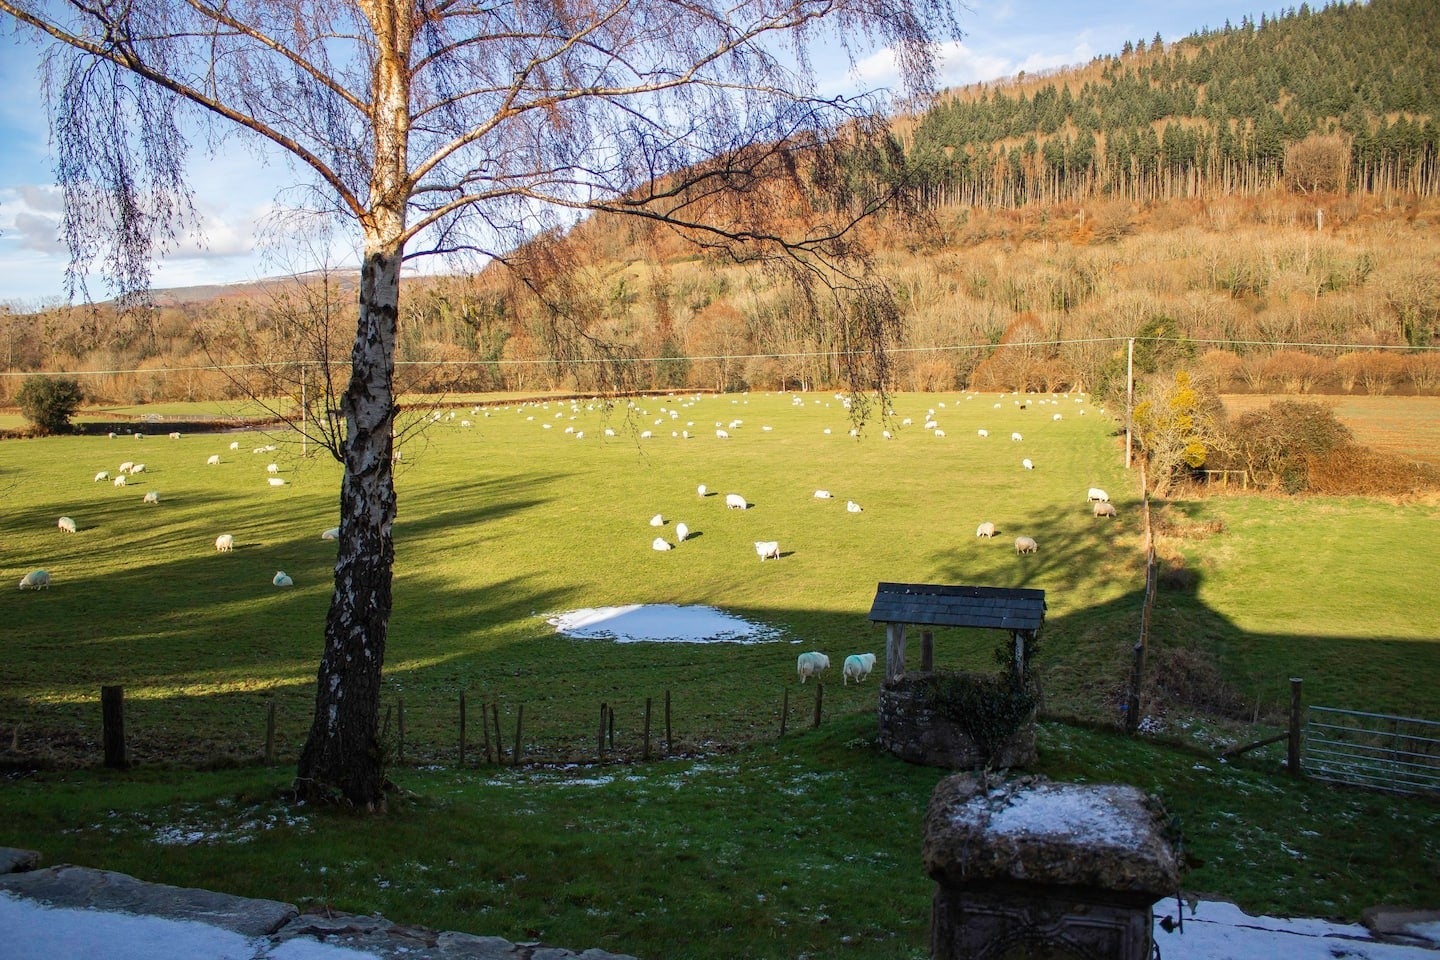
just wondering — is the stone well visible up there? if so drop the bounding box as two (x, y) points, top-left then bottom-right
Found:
(923, 773), (1179, 960)
(877, 677), (1036, 769)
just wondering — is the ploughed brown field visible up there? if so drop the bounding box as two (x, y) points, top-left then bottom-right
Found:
(1221, 394), (1440, 468)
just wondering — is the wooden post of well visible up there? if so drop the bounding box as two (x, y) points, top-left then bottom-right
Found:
(920, 631), (934, 673)
(264, 700), (277, 766)
(101, 685), (128, 770)
(1288, 678), (1304, 777)
(885, 623), (907, 682)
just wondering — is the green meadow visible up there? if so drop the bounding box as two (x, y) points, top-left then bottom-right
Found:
(2, 390), (1439, 957)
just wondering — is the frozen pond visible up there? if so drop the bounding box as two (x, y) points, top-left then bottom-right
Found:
(547, 604), (780, 643)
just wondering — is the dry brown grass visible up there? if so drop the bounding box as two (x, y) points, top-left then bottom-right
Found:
(1221, 394), (1440, 467)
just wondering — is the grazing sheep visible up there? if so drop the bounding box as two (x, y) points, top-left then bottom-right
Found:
(934, 429), (946, 438)
(675, 522), (689, 544)
(268, 477), (286, 486)
(58, 516), (77, 533)
(272, 571), (294, 587)
(715, 429), (729, 439)
(924, 419), (938, 430)
(143, 491), (159, 504)
(1094, 502), (1117, 519)
(1015, 536), (1038, 555)
(650, 514), (665, 527)
(1011, 432), (1023, 442)
(215, 534), (234, 552)
(113, 476), (127, 487)
(977, 429), (988, 438)
(652, 537), (673, 551)
(843, 653), (876, 685)
(1087, 488), (1110, 502)
(107, 432), (116, 439)
(640, 430), (652, 439)
(128, 463), (146, 475)
(230, 441), (240, 450)
(18, 569), (50, 590)
(93, 471), (109, 482)
(1053, 413), (1063, 421)
(321, 527), (340, 540)
(846, 500), (863, 513)
(754, 540), (780, 561)
(604, 428), (616, 437)
(1022, 458), (1034, 470)
(267, 463), (279, 474)
(725, 493), (748, 509)
(118, 461), (135, 474)
(168, 431), (182, 439)
(796, 651), (830, 683)
(697, 484), (708, 497)
(206, 455), (221, 466)
(976, 521), (996, 539)
(814, 490), (833, 499)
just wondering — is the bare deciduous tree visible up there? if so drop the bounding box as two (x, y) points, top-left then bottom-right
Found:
(0, 0), (954, 806)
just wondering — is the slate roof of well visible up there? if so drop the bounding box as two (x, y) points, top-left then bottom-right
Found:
(867, 582), (1046, 632)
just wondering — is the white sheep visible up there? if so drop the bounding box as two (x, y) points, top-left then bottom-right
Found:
(321, 527), (340, 540)
(976, 521), (996, 539)
(843, 653), (876, 685)
(113, 476), (127, 488)
(650, 514), (665, 527)
(1087, 488), (1110, 502)
(1094, 502), (1117, 519)
(725, 493), (748, 509)
(128, 463), (145, 475)
(754, 540), (780, 561)
(168, 431), (181, 439)
(118, 461), (135, 474)
(206, 455), (221, 466)
(1022, 458), (1034, 470)
(652, 537), (673, 552)
(846, 500), (863, 513)
(272, 571), (294, 587)
(1011, 432), (1023, 442)
(640, 430), (652, 439)
(934, 429), (946, 438)
(814, 490), (833, 499)
(229, 441), (240, 450)
(1015, 536), (1038, 555)
(697, 484), (708, 497)
(18, 569), (50, 590)
(142, 491), (160, 504)
(675, 522), (689, 544)
(268, 477), (286, 486)
(215, 534), (234, 552)
(267, 463), (279, 474)
(58, 516), (77, 533)
(1053, 413), (1063, 421)
(93, 471), (109, 482)
(796, 651), (830, 683)
(977, 429), (988, 438)
(715, 429), (729, 439)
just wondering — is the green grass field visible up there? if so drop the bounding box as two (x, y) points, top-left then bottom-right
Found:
(3, 390), (1439, 955)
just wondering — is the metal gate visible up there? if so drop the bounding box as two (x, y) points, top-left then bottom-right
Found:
(1305, 706), (1440, 797)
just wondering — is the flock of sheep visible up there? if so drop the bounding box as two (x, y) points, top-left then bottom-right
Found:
(17, 430), (315, 591)
(796, 650), (876, 685)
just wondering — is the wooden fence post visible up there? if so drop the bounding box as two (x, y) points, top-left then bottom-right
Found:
(101, 685), (128, 770)
(643, 698), (653, 761)
(459, 691), (468, 768)
(1288, 678), (1304, 777)
(779, 688), (789, 737)
(608, 704), (616, 750)
(264, 700), (277, 766)
(481, 699), (493, 763)
(491, 703), (503, 763)
(512, 705), (523, 766)
(813, 683), (824, 729)
(665, 690), (672, 754)
(598, 703), (608, 760)
(397, 699), (406, 764)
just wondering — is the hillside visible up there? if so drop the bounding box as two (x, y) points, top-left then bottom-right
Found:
(2, 0), (1438, 408)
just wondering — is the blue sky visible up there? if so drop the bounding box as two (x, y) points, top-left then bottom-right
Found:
(0, 1), (1264, 307)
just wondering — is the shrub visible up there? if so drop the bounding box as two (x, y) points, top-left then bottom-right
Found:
(16, 376), (85, 434)
(921, 670), (1040, 765)
(1226, 400), (1352, 492)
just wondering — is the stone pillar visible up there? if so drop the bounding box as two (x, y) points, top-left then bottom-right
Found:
(923, 774), (1179, 960)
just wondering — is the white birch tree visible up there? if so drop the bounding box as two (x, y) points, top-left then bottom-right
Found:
(0, 0), (955, 806)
